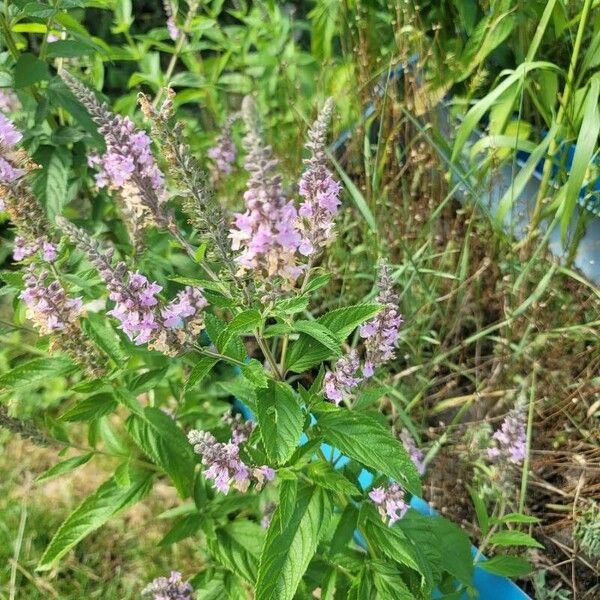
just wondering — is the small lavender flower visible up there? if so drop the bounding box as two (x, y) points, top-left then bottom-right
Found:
(323, 350), (363, 405)
(399, 429), (426, 475)
(207, 115), (237, 177)
(0, 113), (25, 184)
(188, 416), (275, 494)
(369, 483), (409, 526)
(360, 261), (403, 377)
(13, 236), (57, 263)
(486, 409), (526, 464)
(161, 286), (207, 329)
(142, 571), (193, 600)
(163, 0), (180, 41)
(20, 266), (82, 334)
(296, 98), (342, 256)
(229, 96), (302, 287)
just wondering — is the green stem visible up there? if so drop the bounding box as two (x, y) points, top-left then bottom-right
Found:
(528, 0), (593, 237)
(518, 369), (536, 514)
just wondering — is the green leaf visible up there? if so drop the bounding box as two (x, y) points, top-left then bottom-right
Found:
(306, 460), (360, 496)
(209, 521), (264, 584)
(13, 53), (51, 88)
(36, 453), (93, 483)
(293, 321), (341, 357)
(488, 530), (544, 548)
(159, 514), (203, 546)
(60, 393), (117, 422)
(562, 74), (600, 241)
(37, 471), (153, 570)
(30, 145), (73, 221)
(217, 309), (262, 350)
(256, 381), (303, 465)
(46, 40), (93, 58)
(0, 357), (75, 391)
(493, 512), (540, 525)
(466, 483), (489, 535)
(126, 407), (196, 497)
(82, 312), (127, 365)
(303, 273), (331, 294)
(399, 513), (474, 588)
(370, 559), (416, 600)
(273, 295), (309, 316)
(314, 408), (421, 495)
(285, 304), (381, 373)
(205, 313), (245, 361)
(255, 485), (333, 600)
(185, 356), (218, 390)
(478, 555), (533, 578)
(239, 359), (269, 389)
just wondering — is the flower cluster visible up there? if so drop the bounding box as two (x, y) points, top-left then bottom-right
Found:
(142, 571), (193, 600)
(323, 350), (363, 405)
(0, 112), (25, 186)
(369, 483), (409, 526)
(19, 265), (105, 375)
(207, 114), (237, 177)
(486, 409), (526, 464)
(161, 286), (207, 330)
(13, 236), (57, 263)
(295, 98), (341, 256)
(229, 96), (303, 287)
(20, 266), (83, 334)
(399, 429), (426, 475)
(58, 218), (206, 351)
(188, 416), (275, 495)
(324, 261), (402, 404)
(360, 260), (403, 377)
(60, 71), (169, 244)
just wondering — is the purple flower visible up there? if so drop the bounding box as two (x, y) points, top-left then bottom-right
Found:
(399, 429), (426, 475)
(323, 350), (363, 405)
(487, 410), (526, 464)
(162, 286), (207, 328)
(0, 112), (22, 147)
(208, 117), (237, 177)
(13, 236), (57, 263)
(20, 266), (82, 334)
(188, 415), (276, 495)
(229, 96), (302, 287)
(360, 261), (403, 375)
(369, 483), (409, 526)
(166, 16), (179, 41)
(60, 71), (167, 231)
(0, 156), (24, 184)
(296, 98), (341, 256)
(142, 571), (193, 600)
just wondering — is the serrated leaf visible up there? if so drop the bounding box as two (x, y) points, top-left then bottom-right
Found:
(303, 273), (331, 294)
(30, 145), (72, 220)
(314, 408), (421, 495)
(293, 321), (341, 357)
(0, 357), (75, 391)
(35, 453), (93, 483)
(478, 555), (533, 578)
(488, 530), (544, 548)
(240, 359), (269, 389)
(126, 407), (196, 497)
(255, 485), (333, 600)
(209, 521), (264, 584)
(60, 393), (117, 422)
(256, 381), (303, 465)
(286, 303), (381, 372)
(306, 460), (360, 496)
(217, 309), (262, 351)
(159, 514), (203, 546)
(273, 295), (309, 315)
(82, 312), (127, 366)
(37, 471), (153, 570)
(185, 356), (218, 390)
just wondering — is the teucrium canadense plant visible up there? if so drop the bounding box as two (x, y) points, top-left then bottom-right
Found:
(0, 74), (482, 598)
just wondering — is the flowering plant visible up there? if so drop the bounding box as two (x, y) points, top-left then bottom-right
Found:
(0, 70), (486, 598)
